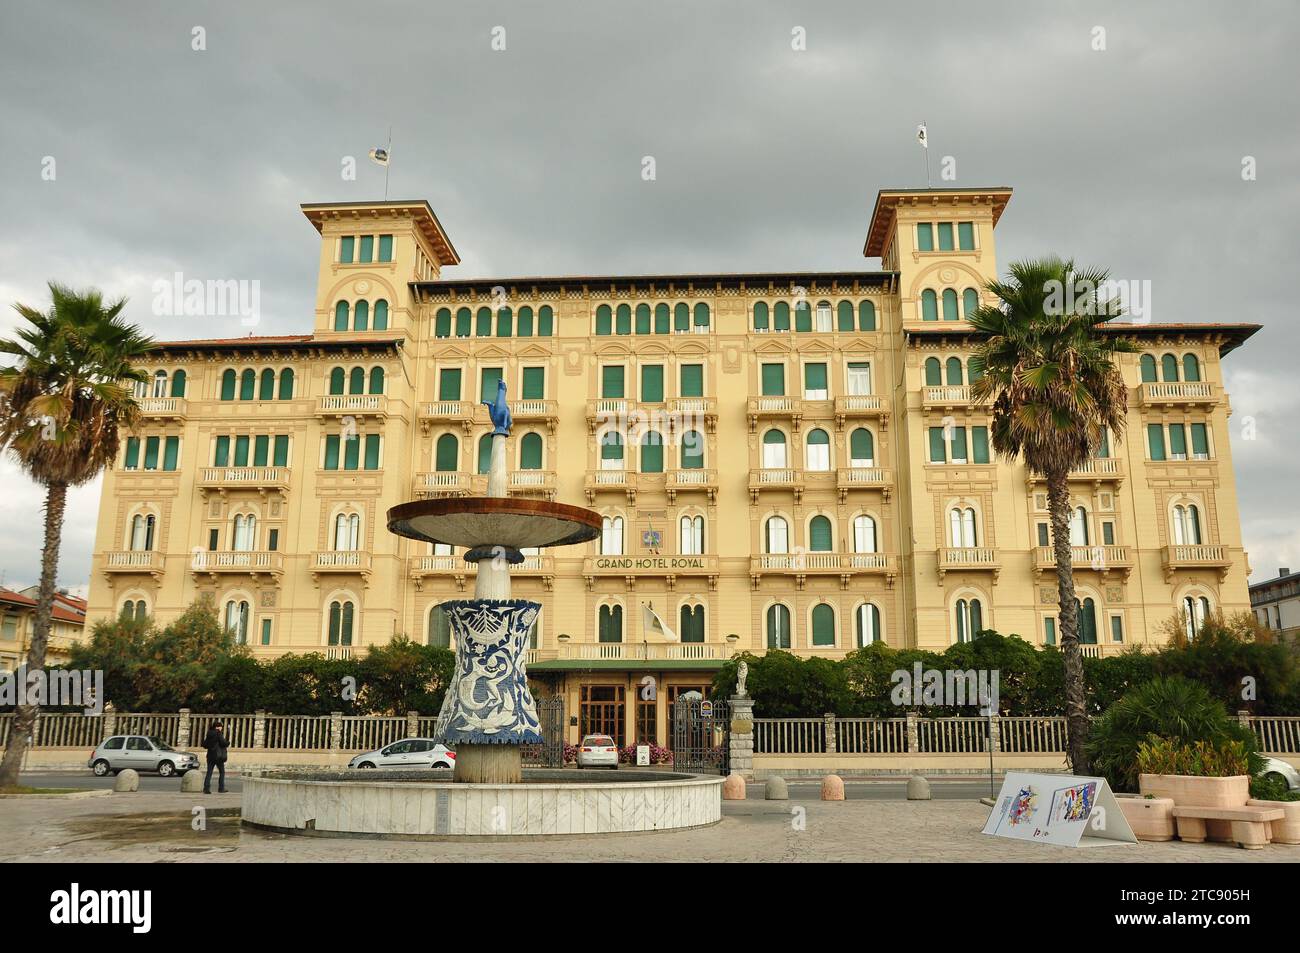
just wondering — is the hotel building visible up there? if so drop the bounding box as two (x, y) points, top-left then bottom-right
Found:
(86, 187), (1259, 745)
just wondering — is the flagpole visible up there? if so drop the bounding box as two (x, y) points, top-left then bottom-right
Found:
(384, 126), (392, 200)
(922, 120), (931, 188)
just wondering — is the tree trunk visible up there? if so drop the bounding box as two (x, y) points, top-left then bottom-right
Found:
(0, 481), (67, 789)
(1046, 469), (1091, 775)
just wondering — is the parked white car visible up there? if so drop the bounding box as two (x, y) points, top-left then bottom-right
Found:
(576, 734), (619, 769)
(1261, 757), (1299, 791)
(348, 738), (455, 770)
(88, 736), (200, 777)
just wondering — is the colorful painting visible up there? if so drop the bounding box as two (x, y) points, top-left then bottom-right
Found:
(1049, 782), (1097, 825)
(1006, 784), (1038, 826)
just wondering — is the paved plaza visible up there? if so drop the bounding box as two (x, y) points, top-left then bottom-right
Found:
(1, 786), (1292, 863)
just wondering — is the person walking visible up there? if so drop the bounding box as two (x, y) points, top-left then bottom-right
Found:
(202, 721), (229, 794)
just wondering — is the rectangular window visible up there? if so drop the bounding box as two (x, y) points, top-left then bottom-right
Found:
(958, 222), (975, 250)
(273, 435), (289, 468)
(358, 235), (374, 263)
(1102, 521), (1115, 545)
(522, 366), (545, 399)
(680, 363), (703, 397)
(1190, 422), (1209, 459)
(640, 365), (664, 403)
(207, 528), (219, 551)
(1037, 523), (1049, 547)
(438, 368), (462, 401)
(928, 427), (946, 463)
(163, 436), (179, 471)
(1147, 423), (1166, 461)
(1168, 423), (1187, 460)
(253, 435), (269, 467)
(364, 433), (381, 470)
(950, 427), (968, 464)
(916, 223), (934, 252)
(1044, 618), (1056, 645)
(268, 529), (279, 551)
(937, 222), (954, 251)
(339, 236), (354, 263)
(480, 367), (503, 403)
(601, 365), (625, 398)
(324, 434), (340, 470)
(378, 234), (393, 262)
(760, 363), (785, 397)
(343, 434), (360, 471)
(124, 437), (140, 470)
(803, 362), (828, 399)
(234, 435), (250, 468)
(260, 618), (272, 646)
(971, 426), (990, 464)
(846, 362), (871, 396)
(1110, 616), (1124, 643)
(143, 436), (160, 470)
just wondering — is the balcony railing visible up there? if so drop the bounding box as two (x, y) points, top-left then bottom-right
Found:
(938, 547), (1000, 580)
(1033, 545), (1132, 574)
(749, 552), (896, 588)
(746, 396), (804, 432)
(410, 553), (554, 591)
(1161, 544), (1232, 582)
(418, 401), (476, 433)
(1140, 381), (1220, 407)
(198, 467), (291, 492)
(666, 468), (717, 502)
(666, 397), (718, 433)
(312, 551), (373, 573)
(747, 467), (801, 502)
(413, 472), (472, 497)
(316, 394), (388, 416)
(103, 551), (161, 572)
(189, 551), (284, 574)
(836, 467), (893, 502)
(584, 468), (636, 503)
(506, 469), (557, 498)
(923, 385), (981, 408)
(538, 642), (736, 662)
(834, 395), (889, 428)
(505, 399), (559, 431)
(1027, 457), (1125, 484)
(586, 398), (632, 433)
(138, 397), (188, 418)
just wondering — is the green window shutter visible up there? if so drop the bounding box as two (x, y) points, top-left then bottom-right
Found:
(1037, 523), (1049, 546)
(674, 303), (690, 331)
(124, 437), (140, 469)
(369, 367), (384, 394)
(328, 603), (340, 644)
(259, 369), (275, 400)
(600, 432), (624, 462)
(958, 222), (975, 250)
(837, 301), (854, 332)
(640, 433), (663, 473)
(516, 307), (533, 337)
(761, 363), (785, 396)
(435, 434), (458, 471)
(378, 234), (393, 262)
(522, 367), (545, 399)
(916, 223), (934, 251)
(921, 290), (938, 322)
(812, 604), (835, 646)
(234, 435), (249, 467)
(937, 222), (954, 250)
(213, 436), (229, 467)
(273, 435), (288, 467)
(595, 305), (612, 335)
(496, 307), (512, 337)
(354, 300), (369, 331)
(928, 427), (946, 463)
(681, 430), (704, 469)
(170, 369), (186, 398)
(162, 436), (179, 471)
(942, 289), (959, 321)
(694, 303), (710, 328)
(324, 435), (340, 470)
(253, 435), (269, 467)
(962, 288), (979, 318)
(373, 300), (388, 331)
(1110, 616), (1124, 642)
(809, 516), (832, 552)
(439, 368), (462, 401)
(1160, 354), (1179, 382)
(615, 305), (631, 335)
(950, 427), (968, 461)
(654, 303), (670, 334)
(773, 302), (791, 331)
(537, 306), (554, 336)
(261, 618), (272, 646)
(1102, 521), (1115, 545)
(1191, 423), (1209, 457)
(1140, 354), (1157, 382)
(850, 428), (874, 461)
(1044, 618), (1056, 645)
(945, 357), (963, 384)
(858, 300), (876, 331)
(477, 434), (493, 475)
(1168, 423), (1187, 457)
(278, 368), (294, 400)
(364, 434), (381, 470)
(358, 236), (374, 262)
(601, 365), (624, 398)
(680, 364), (703, 397)
(520, 432), (543, 470)
(339, 236), (354, 263)
(794, 301), (812, 332)
(476, 307), (492, 337)
(804, 362), (827, 393)
(239, 370), (255, 400)
(1183, 354), (1201, 381)
(334, 302), (349, 331)
(343, 434), (360, 470)
(1097, 428), (1111, 458)
(480, 367), (503, 403)
(348, 367), (365, 394)
(1147, 424), (1166, 461)
(924, 358), (941, 386)
(753, 302), (769, 331)
(455, 308), (472, 337)
(972, 426), (990, 464)
(329, 368), (344, 395)
(641, 365), (664, 402)
(635, 304), (651, 335)
(220, 370), (236, 400)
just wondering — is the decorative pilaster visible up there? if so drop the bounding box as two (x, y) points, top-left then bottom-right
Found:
(905, 710), (919, 754)
(823, 712), (837, 754)
(177, 708), (191, 748)
(330, 711), (343, 751)
(253, 709), (266, 749)
(729, 695), (755, 778)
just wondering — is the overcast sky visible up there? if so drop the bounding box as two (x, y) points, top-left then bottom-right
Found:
(0, 0), (1296, 595)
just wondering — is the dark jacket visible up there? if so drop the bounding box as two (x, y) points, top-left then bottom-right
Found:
(203, 727), (229, 763)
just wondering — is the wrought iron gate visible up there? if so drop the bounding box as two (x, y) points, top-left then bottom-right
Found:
(672, 697), (730, 774)
(522, 695), (565, 767)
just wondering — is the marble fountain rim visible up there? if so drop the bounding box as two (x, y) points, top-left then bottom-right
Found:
(245, 768), (721, 789)
(386, 496), (602, 549)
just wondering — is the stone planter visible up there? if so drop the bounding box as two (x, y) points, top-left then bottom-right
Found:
(1247, 798), (1300, 845)
(1117, 795), (1176, 842)
(1139, 774), (1250, 842)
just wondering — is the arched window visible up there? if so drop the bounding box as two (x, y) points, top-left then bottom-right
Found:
(598, 604), (623, 643)
(837, 300), (855, 332)
(680, 604), (705, 643)
(373, 299), (389, 329)
(955, 598), (983, 643)
(600, 430), (625, 470)
(259, 368), (276, 400)
(520, 432), (543, 470)
(435, 308), (452, 338)
(764, 516), (789, 554)
(476, 307), (492, 337)
(1160, 353), (1179, 382)
(924, 357), (942, 386)
(220, 369), (236, 401)
(1182, 594), (1211, 640)
(434, 433), (459, 471)
(354, 300), (370, 331)
(805, 428), (830, 471)
(811, 603), (835, 646)
(635, 303), (651, 335)
(762, 429), (787, 468)
(962, 288), (979, 318)
(477, 433), (493, 475)
(225, 599), (251, 644)
(368, 366), (384, 394)
(849, 428), (874, 467)
(328, 367), (345, 395)
(601, 516), (624, 555)
(766, 604), (791, 649)
(654, 303), (670, 334)
(1172, 503), (1202, 545)
(129, 514), (156, 551)
(693, 302), (711, 332)
(920, 289), (938, 322)
(942, 288), (959, 321)
(1182, 353), (1201, 382)
(334, 513), (361, 550)
(496, 306), (512, 337)
(239, 369), (256, 400)
(427, 605), (451, 648)
(168, 369), (186, 398)
(151, 370), (168, 398)
(858, 300), (876, 331)
(595, 304), (612, 335)
(348, 367), (365, 395)
(773, 301), (791, 332)
(1069, 506), (1089, 546)
(334, 301), (349, 331)
(278, 368), (294, 400)
(680, 429), (705, 470)
(1134, 354), (1155, 383)
(856, 604), (883, 646)
(232, 514), (257, 552)
(613, 304), (631, 336)
(950, 507), (978, 548)
(640, 430), (663, 473)
(808, 515), (833, 552)
(674, 302), (691, 332)
(852, 515), (877, 553)
(680, 515), (704, 554)
(328, 600), (354, 646)
(455, 307), (472, 337)
(537, 305), (554, 336)
(945, 356), (963, 385)
(122, 599), (148, 622)
(752, 301), (769, 331)
(1076, 597), (1099, 644)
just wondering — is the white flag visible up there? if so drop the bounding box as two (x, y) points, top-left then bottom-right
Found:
(643, 603), (678, 642)
(916, 123), (928, 149)
(368, 147), (390, 166)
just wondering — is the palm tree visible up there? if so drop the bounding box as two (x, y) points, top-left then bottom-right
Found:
(968, 258), (1135, 774)
(0, 284), (152, 789)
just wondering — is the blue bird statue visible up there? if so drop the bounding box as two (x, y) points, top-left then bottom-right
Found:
(485, 378), (512, 436)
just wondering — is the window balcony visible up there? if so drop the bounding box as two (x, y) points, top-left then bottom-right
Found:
(503, 399), (559, 433)
(922, 385), (982, 409)
(536, 642), (736, 663)
(316, 394), (389, 418)
(102, 551), (162, 579)
(746, 396), (804, 433)
(1027, 457), (1125, 486)
(834, 395), (890, 431)
(311, 550), (373, 583)
(418, 400), (476, 435)
(584, 468), (637, 504)
(1139, 381), (1221, 408)
(1032, 545), (1132, 578)
(586, 398), (633, 434)
(666, 468), (717, 503)
(413, 472), (473, 497)
(410, 553), (554, 592)
(749, 552), (897, 590)
(836, 467), (893, 503)
(937, 546), (1001, 582)
(583, 554), (720, 591)
(748, 467), (801, 503)
(138, 397), (188, 419)
(197, 467), (291, 496)
(505, 469), (557, 500)
(1161, 544), (1232, 583)
(666, 397), (717, 434)
(189, 550), (283, 577)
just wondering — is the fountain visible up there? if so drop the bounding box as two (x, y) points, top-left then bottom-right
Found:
(240, 381), (724, 837)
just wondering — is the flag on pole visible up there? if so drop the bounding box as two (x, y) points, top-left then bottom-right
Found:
(643, 603), (678, 642)
(368, 147), (390, 166)
(916, 123), (928, 149)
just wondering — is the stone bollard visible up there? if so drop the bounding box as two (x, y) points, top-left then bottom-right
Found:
(113, 769), (140, 793)
(821, 774), (845, 801)
(764, 775), (789, 800)
(180, 769), (204, 793)
(721, 773), (747, 800)
(906, 774), (931, 800)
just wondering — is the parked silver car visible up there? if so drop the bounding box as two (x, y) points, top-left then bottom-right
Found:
(1262, 757), (1299, 791)
(89, 735), (200, 777)
(347, 737), (455, 770)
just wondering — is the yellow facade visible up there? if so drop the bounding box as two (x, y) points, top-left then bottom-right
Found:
(85, 188), (1257, 744)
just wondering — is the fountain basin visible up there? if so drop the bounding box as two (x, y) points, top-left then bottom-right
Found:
(241, 769), (723, 838)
